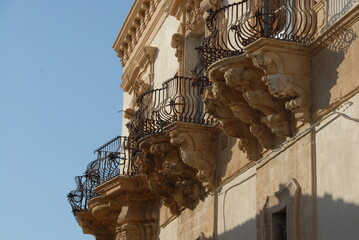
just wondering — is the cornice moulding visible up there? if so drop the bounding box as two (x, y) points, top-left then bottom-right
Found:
(119, 2), (169, 92)
(95, 175), (150, 198)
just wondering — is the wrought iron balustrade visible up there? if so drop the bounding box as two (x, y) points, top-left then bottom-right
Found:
(67, 175), (97, 212)
(200, 0), (316, 67)
(130, 76), (211, 141)
(68, 136), (137, 213)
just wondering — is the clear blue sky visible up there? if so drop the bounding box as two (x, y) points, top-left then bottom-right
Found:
(0, 0), (133, 239)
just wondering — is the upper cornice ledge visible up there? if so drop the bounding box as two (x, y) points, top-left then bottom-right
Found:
(113, 0), (161, 67)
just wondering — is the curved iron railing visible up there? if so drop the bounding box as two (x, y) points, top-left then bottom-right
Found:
(129, 76), (211, 141)
(200, 0), (316, 67)
(68, 136), (136, 213)
(67, 175), (97, 212)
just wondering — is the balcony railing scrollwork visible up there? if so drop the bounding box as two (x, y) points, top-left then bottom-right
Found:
(67, 136), (137, 213)
(200, 0), (317, 67)
(129, 76), (212, 141)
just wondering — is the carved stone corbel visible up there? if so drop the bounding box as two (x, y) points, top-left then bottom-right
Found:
(166, 122), (217, 188)
(124, 108), (136, 120)
(203, 85), (261, 160)
(144, 46), (158, 86)
(246, 39), (311, 122)
(171, 33), (184, 63)
(75, 210), (115, 240)
(200, 0), (220, 18)
(212, 80), (276, 149)
(138, 134), (203, 215)
(223, 67), (291, 137)
(185, 0), (205, 33)
(90, 175), (159, 240)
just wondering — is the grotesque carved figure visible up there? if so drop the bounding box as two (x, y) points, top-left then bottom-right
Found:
(224, 67), (291, 137)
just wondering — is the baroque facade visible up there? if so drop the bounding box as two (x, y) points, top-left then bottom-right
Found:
(68, 0), (359, 239)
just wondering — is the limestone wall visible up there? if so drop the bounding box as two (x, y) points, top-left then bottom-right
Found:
(150, 15), (180, 88)
(315, 93), (359, 240)
(159, 194), (215, 240)
(256, 132), (314, 239)
(158, 217), (178, 240)
(217, 166), (257, 240)
(312, 15), (359, 114)
(217, 133), (252, 183)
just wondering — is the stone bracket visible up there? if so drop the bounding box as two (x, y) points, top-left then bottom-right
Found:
(165, 121), (218, 188)
(246, 38), (312, 122)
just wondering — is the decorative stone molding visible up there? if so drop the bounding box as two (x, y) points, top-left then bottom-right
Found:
(185, 0), (205, 33)
(89, 175), (159, 240)
(245, 38), (311, 122)
(203, 85), (260, 160)
(166, 121), (218, 188)
(258, 179), (301, 240)
(200, 0), (220, 15)
(167, 0), (207, 33)
(138, 134), (203, 215)
(75, 210), (115, 240)
(144, 46), (158, 86)
(113, 0), (161, 67)
(212, 79), (276, 150)
(223, 67), (291, 137)
(134, 79), (151, 97)
(171, 33), (184, 63)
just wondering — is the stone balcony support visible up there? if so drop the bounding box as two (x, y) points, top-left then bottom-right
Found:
(205, 38), (312, 160)
(75, 210), (115, 240)
(84, 175), (159, 240)
(136, 121), (218, 215)
(245, 38), (312, 122)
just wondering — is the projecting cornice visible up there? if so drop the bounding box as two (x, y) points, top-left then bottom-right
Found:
(113, 0), (161, 67)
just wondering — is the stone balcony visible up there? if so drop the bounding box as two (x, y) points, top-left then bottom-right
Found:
(125, 75), (218, 215)
(68, 75), (219, 239)
(198, 0), (317, 160)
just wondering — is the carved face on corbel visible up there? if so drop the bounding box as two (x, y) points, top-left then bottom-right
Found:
(263, 74), (294, 98)
(162, 149), (190, 177)
(251, 53), (273, 74)
(203, 85), (234, 119)
(224, 68), (258, 92)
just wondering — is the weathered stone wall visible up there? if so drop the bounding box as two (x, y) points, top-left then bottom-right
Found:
(159, 194), (214, 240)
(315, 93), (359, 240)
(158, 216), (178, 240)
(312, 14), (359, 114)
(150, 15), (180, 88)
(256, 132), (314, 239)
(177, 194), (215, 240)
(217, 166), (257, 240)
(312, 19), (359, 237)
(217, 133), (252, 183)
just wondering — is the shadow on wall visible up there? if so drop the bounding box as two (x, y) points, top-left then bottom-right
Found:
(196, 192), (359, 240)
(322, 0), (359, 33)
(312, 27), (357, 112)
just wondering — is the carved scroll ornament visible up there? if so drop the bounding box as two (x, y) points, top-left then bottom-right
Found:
(250, 51), (311, 122)
(138, 135), (203, 215)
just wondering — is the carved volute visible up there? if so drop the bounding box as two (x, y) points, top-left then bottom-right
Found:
(138, 134), (204, 215)
(75, 210), (115, 240)
(204, 38), (312, 160)
(166, 122), (218, 188)
(90, 175), (159, 240)
(245, 38), (311, 122)
(203, 85), (261, 161)
(223, 67), (291, 137)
